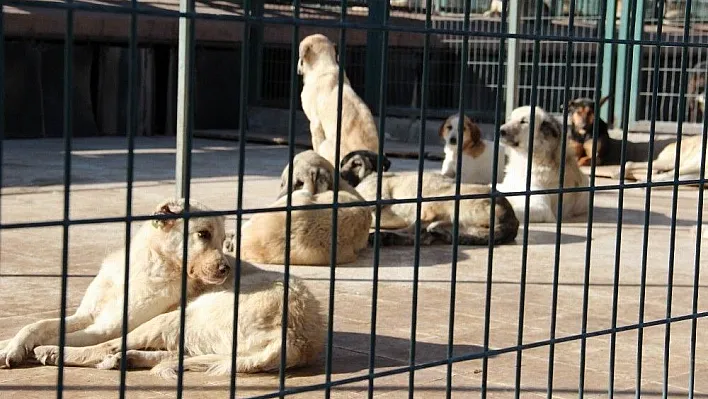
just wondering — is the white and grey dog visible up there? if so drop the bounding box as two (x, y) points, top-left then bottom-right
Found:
(497, 106), (589, 223)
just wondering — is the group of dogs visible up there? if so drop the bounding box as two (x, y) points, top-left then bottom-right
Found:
(1, 33), (705, 380)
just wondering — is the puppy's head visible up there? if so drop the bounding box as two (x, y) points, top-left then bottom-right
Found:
(150, 198), (230, 286)
(298, 34), (337, 76)
(339, 150), (391, 187)
(562, 96), (609, 132)
(499, 106), (564, 155)
(279, 150), (335, 199)
(439, 114), (483, 155)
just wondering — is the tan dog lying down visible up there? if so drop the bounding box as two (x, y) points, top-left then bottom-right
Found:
(228, 150), (371, 265)
(298, 34), (379, 166)
(615, 134), (707, 184)
(340, 150), (520, 246)
(0, 198), (230, 368)
(32, 258), (326, 377)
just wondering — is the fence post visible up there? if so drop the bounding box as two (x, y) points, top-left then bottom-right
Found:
(366, 0), (387, 113)
(600, 0), (617, 126)
(175, 0), (193, 198)
(505, 0), (521, 120)
(248, 0), (264, 104)
(613, 0), (644, 129)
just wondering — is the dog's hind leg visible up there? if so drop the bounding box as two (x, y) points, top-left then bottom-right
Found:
(0, 314), (93, 367)
(148, 354), (233, 380)
(96, 349), (174, 371)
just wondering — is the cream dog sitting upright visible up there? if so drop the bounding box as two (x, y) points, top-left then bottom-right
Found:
(439, 113), (506, 184)
(32, 257), (326, 377)
(497, 106), (589, 223)
(228, 150), (371, 266)
(340, 150), (519, 246)
(298, 34), (379, 166)
(0, 198), (230, 368)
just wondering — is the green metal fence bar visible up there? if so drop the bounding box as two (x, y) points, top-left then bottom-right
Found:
(117, 0), (139, 395)
(56, 0), (75, 395)
(662, 0), (694, 395)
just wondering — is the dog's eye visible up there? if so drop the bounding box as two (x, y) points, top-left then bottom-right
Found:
(293, 181), (304, 189)
(446, 125), (452, 130)
(352, 160), (362, 167)
(197, 230), (212, 240)
(520, 118), (528, 124)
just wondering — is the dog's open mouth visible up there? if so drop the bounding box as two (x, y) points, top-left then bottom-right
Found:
(500, 137), (519, 147)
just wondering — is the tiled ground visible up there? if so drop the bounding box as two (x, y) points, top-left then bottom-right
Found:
(0, 137), (706, 398)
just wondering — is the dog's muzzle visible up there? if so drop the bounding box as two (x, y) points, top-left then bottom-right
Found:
(499, 127), (518, 147)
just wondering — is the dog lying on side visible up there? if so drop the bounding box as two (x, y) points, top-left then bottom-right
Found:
(340, 150), (519, 246)
(439, 113), (506, 184)
(497, 106), (589, 223)
(0, 198), (230, 368)
(32, 257), (326, 378)
(615, 134), (707, 183)
(563, 96), (611, 166)
(228, 151), (371, 266)
(298, 34), (379, 167)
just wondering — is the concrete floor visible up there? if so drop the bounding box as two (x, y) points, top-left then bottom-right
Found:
(0, 137), (707, 398)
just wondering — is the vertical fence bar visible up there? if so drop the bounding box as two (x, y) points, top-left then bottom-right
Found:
(229, 0), (251, 396)
(365, 0), (386, 112)
(278, 0), (301, 396)
(578, 0), (609, 394)
(118, 0), (139, 395)
(408, 0), (433, 396)
(482, 0), (511, 396)
(323, 3), (349, 398)
(447, 0), (472, 395)
(688, 66), (708, 399)
(609, 0), (640, 395)
(627, 0), (646, 129)
(56, 0), (75, 395)
(547, 0), (578, 394)
(367, 2), (389, 396)
(175, 0), (194, 198)
(662, 0), (694, 396)
(175, 0), (196, 395)
(0, 0), (5, 280)
(505, 0), (521, 119)
(635, 0), (666, 396)
(514, 0), (545, 395)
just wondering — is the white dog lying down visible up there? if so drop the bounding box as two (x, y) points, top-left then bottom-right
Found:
(32, 258), (326, 378)
(615, 134), (707, 184)
(0, 198), (230, 368)
(497, 106), (589, 223)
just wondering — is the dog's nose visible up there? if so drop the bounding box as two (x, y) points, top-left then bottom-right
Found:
(499, 127), (509, 137)
(218, 262), (230, 275)
(449, 137), (457, 145)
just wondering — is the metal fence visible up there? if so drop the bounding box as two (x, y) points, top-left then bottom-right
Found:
(0, 0), (707, 397)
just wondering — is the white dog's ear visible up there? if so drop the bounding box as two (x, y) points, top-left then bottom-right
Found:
(152, 202), (182, 231)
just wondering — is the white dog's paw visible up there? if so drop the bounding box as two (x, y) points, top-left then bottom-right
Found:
(33, 346), (59, 366)
(0, 343), (29, 368)
(223, 233), (236, 254)
(96, 353), (121, 370)
(150, 362), (179, 380)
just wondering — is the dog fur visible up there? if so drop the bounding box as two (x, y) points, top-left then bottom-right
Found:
(32, 258), (326, 377)
(340, 150), (519, 246)
(298, 34), (379, 167)
(616, 134), (707, 183)
(563, 96), (611, 166)
(229, 152), (371, 266)
(439, 113), (506, 184)
(278, 150), (362, 200)
(497, 106), (589, 223)
(0, 198), (229, 368)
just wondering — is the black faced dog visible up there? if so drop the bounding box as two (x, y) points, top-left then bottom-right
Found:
(563, 96), (610, 167)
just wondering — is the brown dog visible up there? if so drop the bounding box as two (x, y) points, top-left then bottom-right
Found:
(439, 113), (506, 184)
(564, 96), (611, 167)
(298, 34), (379, 167)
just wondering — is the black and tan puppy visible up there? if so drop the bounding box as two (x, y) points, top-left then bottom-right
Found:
(563, 96), (610, 166)
(340, 150), (519, 246)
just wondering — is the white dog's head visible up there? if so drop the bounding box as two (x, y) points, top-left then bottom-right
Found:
(499, 106), (563, 156)
(149, 198), (230, 286)
(278, 150), (335, 199)
(297, 34), (338, 76)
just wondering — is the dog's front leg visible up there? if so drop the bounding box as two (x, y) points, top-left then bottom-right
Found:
(310, 120), (326, 151)
(34, 311), (181, 368)
(0, 314), (93, 367)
